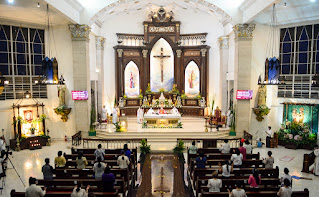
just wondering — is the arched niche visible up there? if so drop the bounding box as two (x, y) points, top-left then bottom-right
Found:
(185, 61), (200, 97)
(150, 38), (174, 92)
(124, 61), (139, 98)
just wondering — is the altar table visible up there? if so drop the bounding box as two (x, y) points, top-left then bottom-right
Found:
(143, 114), (181, 126)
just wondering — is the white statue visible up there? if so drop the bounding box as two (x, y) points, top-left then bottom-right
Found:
(137, 107), (144, 124)
(112, 107), (118, 124)
(101, 105), (107, 122)
(200, 97), (206, 107)
(119, 97), (125, 107)
(176, 96), (182, 107)
(147, 107), (154, 115)
(143, 96), (149, 106)
(227, 110), (232, 127)
(57, 85), (66, 106)
(172, 107), (180, 115)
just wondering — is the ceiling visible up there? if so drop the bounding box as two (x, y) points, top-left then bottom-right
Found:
(0, 0), (71, 26)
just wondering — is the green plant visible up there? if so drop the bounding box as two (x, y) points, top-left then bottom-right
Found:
(170, 84), (180, 95)
(123, 94), (127, 99)
(145, 83), (153, 94)
(142, 121), (147, 128)
(177, 121), (183, 128)
(113, 122), (124, 132)
(181, 93), (187, 99)
(140, 139), (151, 154)
(159, 88), (166, 93)
(196, 93), (202, 99)
(230, 106), (236, 132)
(259, 105), (270, 116)
(40, 134), (51, 139)
(173, 140), (185, 163)
(55, 105), (67, 113)
(90, 103), (96, 132)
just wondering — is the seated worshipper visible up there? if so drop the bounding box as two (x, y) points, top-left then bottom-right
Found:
(280, 168), (292, 186)
(309, 149), (319, 176)
(71, 182), (89, 197)
(117, 150), (130, 169)
(42, 158), (54, 180)
(94, 144), (105, 161)
(239, 142), (247, 161)
(257, 138), (264, 148)
(102, 167), (115, 192)
(93, 157), (106, 180)
(76, 152), (88, 170)
(243, 140), (253, 154)
(25, 177), (46, 197)
(189, 141), (198, 154)
(195, 151), (207, 169)
(219, 139), (231, 154)
(231, 148), (243, 168)
(207, 171), (222, 192)
(248, 168), (261, 189)
(218, 160), (233, 178)
(228, 181), (247, 197)
(277, 178), (292, 197)
(54, 151), (66, 168)
(123, 144), (131, 160)
(262, 151), (274, 169)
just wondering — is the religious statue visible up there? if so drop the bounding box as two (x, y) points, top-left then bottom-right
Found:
(227, 109), (232, 127)
(189, 70), (195, 89)
(137, 107), (144, 124)
(257, 85), (267, 107)
(57, 85), (66, 106)
(119, 97), (125, 107)
(112, 107), (118, 124)
(168, 96), (173, 106)
(159, 92), (165, 107)
(159, 107), (165, 114)
(200, 97), (206, 107)
(172, 107), (180, 115)
(101, 105), (107, 122)
(129, 72), (135, 88)
(292, 108), (305, 123)
(176, 96), (182, 107)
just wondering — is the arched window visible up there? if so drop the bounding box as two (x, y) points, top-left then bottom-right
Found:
(281, 29), (293, 74)
(297, 27), (309, 74)
(185, 61), (200, 97)
(31, 30), (45, 75)
(14, 28), (28, 75)
(0, 25), (9, 75)
(150, 38), (174, 92)
(124, 61), (139, 98)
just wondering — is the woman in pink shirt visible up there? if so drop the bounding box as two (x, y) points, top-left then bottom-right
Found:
(248, 168), (261, 190)
(239, 142), (247, 161)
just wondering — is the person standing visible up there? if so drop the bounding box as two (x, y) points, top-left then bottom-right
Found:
(231, 148), (243, 168)
(189, 141), (198, 154)
(123, 144), (131, 160)
(71, 182), (89, 197)
(265, 126), (272, 148)
(93, 157), (106, 180)
(280, 168), (292, 186)
(219, 139), (231, 154)
(76, 152), (88, 170)
(102, 167), (115, 192)
(277, 179), (292, 197)
(263, 151), (274, 169)
(228, 181), (247, 197)
(117, 150), (130, 169)
(239, 142), (247, 161)
(94, 144), (105, 161)
(25, 177), (46, 197)
(309, 149), (319, 176)
(244, 140), (253, 155)
(41, 158), (54, 180)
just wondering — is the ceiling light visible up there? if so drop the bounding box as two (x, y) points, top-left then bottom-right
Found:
(310, 0), (316, 2)
(8, 0), (14, 3)
(284, 2), (287, 7)
(25, 91), (31, 99)
(4, 80), (9, 85)
(37, 2), (40, 7)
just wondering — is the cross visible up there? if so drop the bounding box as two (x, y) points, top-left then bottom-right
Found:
(153, 48), (171, 82)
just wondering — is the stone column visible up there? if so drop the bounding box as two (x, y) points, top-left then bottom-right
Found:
(218, 36), (229, 113)
(69, 24), (91, 132)
(96, 36), (105, 116)
(176, 49), (182, 91)
(233, 24), (255, 136)
(200, 48), (208, 97)
(117, 49), (124, 98)
(142, 49), (148, 92)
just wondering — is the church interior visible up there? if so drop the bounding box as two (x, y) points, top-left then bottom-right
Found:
(0, 0), (319, 196)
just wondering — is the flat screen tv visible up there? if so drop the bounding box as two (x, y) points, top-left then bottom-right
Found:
(236, 90), (253, 100)
(72, 91), (88, 100)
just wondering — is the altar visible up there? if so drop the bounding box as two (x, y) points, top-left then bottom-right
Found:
(143, 107), (182, 128)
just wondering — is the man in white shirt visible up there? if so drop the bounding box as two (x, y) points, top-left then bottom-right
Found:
(265, 126), (272, 148)
(25, 177), (46, 197)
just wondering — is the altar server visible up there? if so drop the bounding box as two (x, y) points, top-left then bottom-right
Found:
(112, 107), (118, 124)
(309, 149), (319, 176)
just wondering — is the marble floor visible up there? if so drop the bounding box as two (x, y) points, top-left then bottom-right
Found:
(1, 140), (319, 197)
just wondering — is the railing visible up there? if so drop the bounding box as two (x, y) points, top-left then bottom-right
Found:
(177, 138), (240, 149)
(82, 138), (145, 149)
(117, 33), (144, 46)
(180, 33), (207, 46)
(244, 130), (253, 143)
(71, 131), (82, 146)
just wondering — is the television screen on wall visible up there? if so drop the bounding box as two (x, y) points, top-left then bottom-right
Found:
(72, 91), (88, 100)
(236, 90), (253, 99)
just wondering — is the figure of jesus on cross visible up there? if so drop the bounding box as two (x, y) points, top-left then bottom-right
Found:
(153, 48), (170, 83)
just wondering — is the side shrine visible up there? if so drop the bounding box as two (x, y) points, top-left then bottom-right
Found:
(114, 8), (210, 116)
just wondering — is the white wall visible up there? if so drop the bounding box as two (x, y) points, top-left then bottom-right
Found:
(0, 24), (76, 140)
(100, 8), (225, 113)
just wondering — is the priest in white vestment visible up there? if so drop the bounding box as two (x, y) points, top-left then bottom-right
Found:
(310, 149), (319, 175)
(101, 105), (107, 122)
(112, 107), (118, 124)
(137, 107), (144, 123)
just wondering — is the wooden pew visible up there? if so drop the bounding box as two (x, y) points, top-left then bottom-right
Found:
(11, 190), (120, 197)
(201, 188), (309, 197)
(188, 152), (260, 165)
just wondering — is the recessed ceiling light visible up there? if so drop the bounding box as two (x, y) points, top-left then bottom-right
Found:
(284, 2), (287, 7)
(310, 0), (316, 2)
(37, 2), (40, 7)
(8, 0), (14, 3)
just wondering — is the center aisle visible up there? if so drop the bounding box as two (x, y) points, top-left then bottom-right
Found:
(136, 154), (185, 197)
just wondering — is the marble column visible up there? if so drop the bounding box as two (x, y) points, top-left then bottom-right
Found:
(200, 48), (208, 97)
(176, 49), (182, 91)
(96, 36), (105, 116)
(69, 24), (91, 132)
(233, 24), (255, 136)
(219, 36), (229, 113)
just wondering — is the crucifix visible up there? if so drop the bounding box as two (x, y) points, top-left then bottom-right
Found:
(153, 48), (171, 82)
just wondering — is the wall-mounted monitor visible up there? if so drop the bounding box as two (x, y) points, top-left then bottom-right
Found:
(236, 90), (253, 100)
(72, 91), (88, 100)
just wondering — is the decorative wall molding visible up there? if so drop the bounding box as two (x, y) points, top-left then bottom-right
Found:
(117, 49), (123, 57)
(200, 48), (207, 57)
(176, 49), (182, 58)
(96, 36), (105, 48)
(142, 50), (148, 58)
(218, 36), (229, 49)
(233, 24), (256, 37)
(69, 24), (91, 39)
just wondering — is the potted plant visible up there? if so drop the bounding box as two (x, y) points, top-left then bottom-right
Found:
(229, 106), (236, 136)
(89, 104), (97, 136)
(173, 139), (185, 179)
(139, 139), (151, 166)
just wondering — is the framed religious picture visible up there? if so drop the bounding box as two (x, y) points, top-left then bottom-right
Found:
(24, 110), (33, 122)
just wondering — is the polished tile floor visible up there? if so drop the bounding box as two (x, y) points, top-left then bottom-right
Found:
(1, 140), (318, 197)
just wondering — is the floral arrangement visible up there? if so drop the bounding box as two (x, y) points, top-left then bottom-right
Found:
(140, 139), (151, 154)
(181, 91), (187, 99)
(113, 122), (126, 132)
(196, 93), (202, 100)
(159, 88), (166, 93)
(170, 84), (180, 95)
(278, 121), (317, 148)
(145, 83), (153, 94)
(259, 105), (270, 116)
(142, 121), (147, 128)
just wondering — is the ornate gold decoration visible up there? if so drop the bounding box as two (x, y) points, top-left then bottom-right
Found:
(142, 50), (148, 58)
(233, 24), (256, 37)
(117, 49), (123, 57)
(253, 107), (270, 122)
(176, 49), (182, 58)
(218, 36), (229, 48)
(96, 36), (105, 47)
(200, 48), (207, 57)
(69, 24), (91, 38)
(54, 107), (72, 122)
